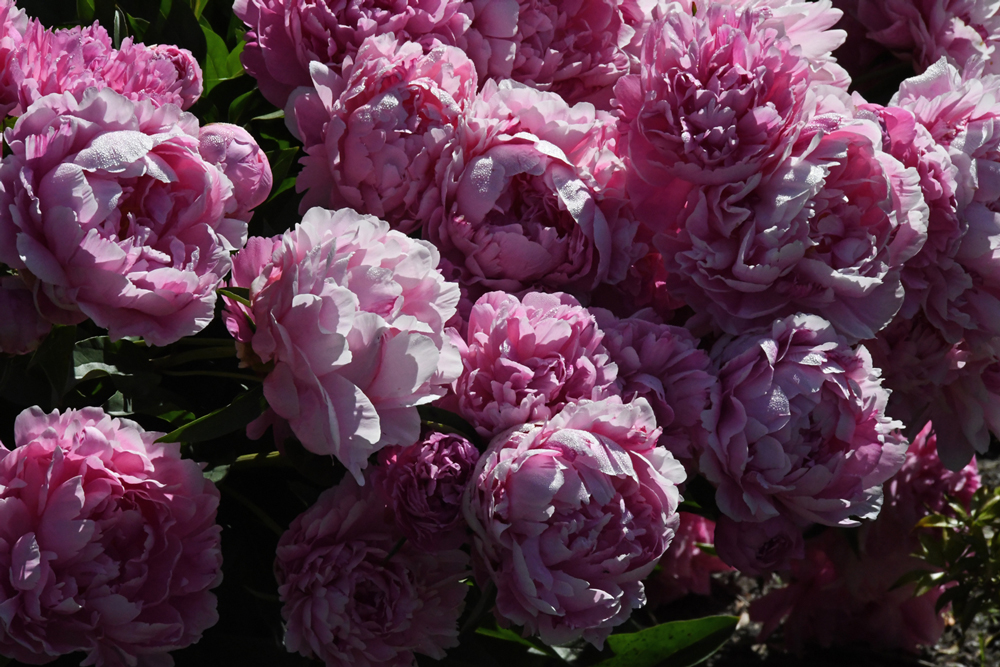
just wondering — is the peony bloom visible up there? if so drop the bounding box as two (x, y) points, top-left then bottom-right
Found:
(199, 123), (273, 222)
(227, 207), (461, 481)
(234, 0), (470, 109)
(701, 314), (909, 527)
(373, 430), (480, 551)
(0, 275), (50, 355)
(0, 406), (222, 666)
(713, 514), (805, 576)
(592, 307), (715, 459)
(461, 0), (656, 106)
(450, 291), (617, 438)
(834, 0), (1000, 74)
(0, 0), (26, 118)
(0, 21), (203, 117)
(751, 421), (980, 651)
(0, 87), (242, 346)
(464, 397), (685, 647)
(276, 474), (469, 667)
(289, 35), (477, 233)
(428, 79), (641, 295)
(650, 512), (731, 604)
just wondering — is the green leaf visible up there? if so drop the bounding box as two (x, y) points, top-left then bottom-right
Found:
(28, 325), (77, 400)
(228, 89), (257, 125)
(475, 627), (562, 659)
(226, 41), (246, 78)
(217, 286), (251, 307)
(203, 464), (231, 483)
(200, 21), (241, 94)
(266, 147), (301, 200)
(77, 0), (96, 22)
(595, 616), (738, 667)
(156, 384), (266, 444)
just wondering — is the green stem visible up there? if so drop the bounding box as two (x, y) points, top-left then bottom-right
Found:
(161, 370), (261, 382)
(460, 580), (497, 636)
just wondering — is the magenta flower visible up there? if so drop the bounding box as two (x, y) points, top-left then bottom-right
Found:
(228, 207), (461, 481)
(462, 0), (654, 106)
(592, 307), (715, 459)
(289, 35), (477, 233)
(373, 430), (480, 551)
(199, 123), (273, 223)
(428, 79), (641, 294)
(0, 407), (222, 666)
(451, 291), (617, 438)
(464, 397), (685, 647)
(0, 88), (242, 345)
(276, 474), (469, 667)
(651, 512), (731, 604)
(701, 314), (909, 526)
(0, 0), (26, 118)
(0, 275), (50, 355)
(234, 0), (470, 109)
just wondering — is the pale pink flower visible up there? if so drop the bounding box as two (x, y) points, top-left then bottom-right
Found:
(0, 88), (242, 346)
(0, 407), (222, 666)
(100, 39), (203, 110)
(0, 275), (50, 355)
(229, 207), (461, 481)
(428, 79), (641, 295)
(592, 307), (715, 459)
(464, 397), (685, 647)
(451, 291), (617, 438)
(199, 123), (273, 222)
(276, 474), (469, 667)
(650, 512), (731, 604)
(0, 0), (27, 118)
(234, 0), (470, 108)
(289, 35), (477, 233)
(702, 314), (909, 526)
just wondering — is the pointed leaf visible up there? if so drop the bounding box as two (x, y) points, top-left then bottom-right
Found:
(595, 616), (738, 667)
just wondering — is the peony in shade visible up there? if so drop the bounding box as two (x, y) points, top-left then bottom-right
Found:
(198, 123), (273, 223)
(234, 0), (470, 109)
(0, 275), (50, 355)
(713, 514), (805, 576)
(0, 87), (242, 346)
(650, 512), (731, 604)
(701, 314), (909, 527)
(226, 207), (461, 482)
(0, 406), (222, 666)
(464, 397), (685, 647)
(373, 430), (480, 551)
(450, 290), (617, 438)
(276, 473), (469, 667)
(289, 35), (477, 233)
(427, 78), (642, 295)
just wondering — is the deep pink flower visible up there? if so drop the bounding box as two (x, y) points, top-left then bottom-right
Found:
(276, 474), (469, 667)
(462, 0), (654, 106)
(0, 0), (26, 118)
(0, 407), (222, 666)
(229, 207), (461, 481)
(464, 397), (685, 647)
(199, 123), (273, 222)
(592, 307), (715, 459)
(428, 79), (641, 294)
(651, 512), (731, 604)
(0, 88), (242, 345)
(234, 0), (470, 109)
(289, 35), (477, 233)
(713, 514), (805, 576)
(834, 0), (1000, 74)
(373, 430), (480, 551)
(0, 275), (50, 355)
(701, 314), (909, 526)
(97, 39), (203, 110)
(451, 291), (617, 438)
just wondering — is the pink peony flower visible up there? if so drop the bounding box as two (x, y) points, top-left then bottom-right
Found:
(0, 21), (203, 117)
(713, 514), (805, 576)
(0, 88), (242, 346)
(0, 275), (50, 355)
(276, 474), (469, 667)
(0, 406), (222, 666)
(751, 420), (980, 651)
(0, 0), (26, 118)
(701, 314), (909, 527)
(289, 35), (477, 233)
(657, 110), (927, 343)
(464, 397), (685, 647)
(373, 430), (480, 551)
(592, 307), (715, 459)
(199, 123), (273, 222)
(650, 512), (731, 604)
(428, 79), (641, 295)
(461, 0), (656, 106)
(450, 290), (617, 438)
(834, 0), (1000, 74)
(234, 0), (470, 109)
(228, 207), (461, 481)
